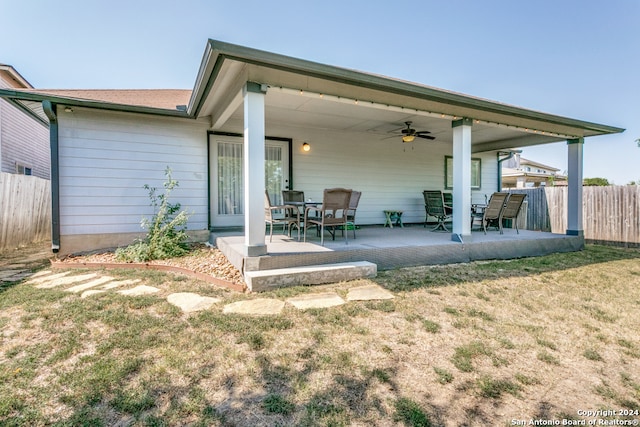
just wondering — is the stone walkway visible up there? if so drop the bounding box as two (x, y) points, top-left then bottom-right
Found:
(23, 270), (394, 315)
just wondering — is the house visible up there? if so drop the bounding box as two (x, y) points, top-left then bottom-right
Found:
(0, 40), (624, 262)
(502, 154), (567, 188)
(0, 64), (49, 179)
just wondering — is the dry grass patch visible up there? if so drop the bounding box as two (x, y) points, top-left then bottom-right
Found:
(1, 244), (640, 425)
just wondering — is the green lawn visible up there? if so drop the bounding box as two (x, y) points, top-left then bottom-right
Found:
(1, 245), (640, 426)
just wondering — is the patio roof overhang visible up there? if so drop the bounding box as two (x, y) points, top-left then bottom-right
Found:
(189, 40), (625, 152)
(0, 39), (624, 151)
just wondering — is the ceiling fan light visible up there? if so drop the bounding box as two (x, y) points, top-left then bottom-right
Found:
(402, 135), (415, 143)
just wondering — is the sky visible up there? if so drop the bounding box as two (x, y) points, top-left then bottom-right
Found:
(2, 0), (638, 184)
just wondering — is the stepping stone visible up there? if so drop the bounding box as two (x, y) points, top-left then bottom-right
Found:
(118, 285), (160, 296)
(28, 271), (70, 285)
(286, 292), (345, 310)
(35, 273), (98, 289)
(101, 279), (141, 290)
(346, 284), (395, 301)
(31, 270), (53, 279)
(167, 292), (221, 313)
(79, 279), (142, 299)
(81, 289), (107, 299)
(222, 298), (285, 315)
(0, 270), (34, 282)
(66, 276), (115, 293)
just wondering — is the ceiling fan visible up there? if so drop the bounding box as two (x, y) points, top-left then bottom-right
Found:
(399, 121), (435, 143)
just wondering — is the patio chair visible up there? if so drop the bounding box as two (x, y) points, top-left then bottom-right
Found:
(423, 190), (452, 231)
(501, 193), (526, 234)
(265, 191), (300, 242)
(482, 192), (510, 234)
(342, 190), (362, 239)
(282, 190), (305, 204)
(304, 188), (352, 246)
(282, 189), (305, 218)
(443, 192), (453, 215)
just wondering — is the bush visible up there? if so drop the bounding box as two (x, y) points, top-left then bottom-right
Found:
(116, 167), (190, 262)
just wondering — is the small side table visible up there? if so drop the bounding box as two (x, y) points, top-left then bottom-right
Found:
(383, 210), (404, 228)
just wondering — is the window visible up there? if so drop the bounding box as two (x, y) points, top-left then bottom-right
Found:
(444, 156), (481, 189)
(16, 163), (32, 176)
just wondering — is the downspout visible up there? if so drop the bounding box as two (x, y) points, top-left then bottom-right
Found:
(42, 101), (60, 253)
(497, 150), (521, 191)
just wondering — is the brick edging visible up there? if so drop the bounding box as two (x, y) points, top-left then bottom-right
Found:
(50, 260), (247, 292)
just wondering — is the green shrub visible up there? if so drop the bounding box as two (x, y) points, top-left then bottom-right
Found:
(116, 167), (190, 262)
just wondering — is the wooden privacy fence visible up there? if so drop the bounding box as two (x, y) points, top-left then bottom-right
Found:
(507, 186), (640, 247)
(0, 172), (51, 250)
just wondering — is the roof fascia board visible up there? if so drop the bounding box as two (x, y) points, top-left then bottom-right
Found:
(200, 40), (624, 137)
(0, 89), (191, 119)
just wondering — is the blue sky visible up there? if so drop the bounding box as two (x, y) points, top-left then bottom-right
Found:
(2, 0), (638, 184)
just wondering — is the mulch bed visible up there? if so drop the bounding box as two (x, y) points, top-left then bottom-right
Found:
(52, 243), (247, 292)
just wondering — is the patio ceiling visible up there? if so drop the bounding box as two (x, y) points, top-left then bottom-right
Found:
(192, 40), (624, 153)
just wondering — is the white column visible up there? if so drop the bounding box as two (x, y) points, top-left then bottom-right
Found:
(566, 137), (584, 236)
(451, 118), (473, 241)
(243, 82), (267, 256)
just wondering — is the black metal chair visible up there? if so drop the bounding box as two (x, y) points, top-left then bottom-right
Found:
(423, 190), (452, 231)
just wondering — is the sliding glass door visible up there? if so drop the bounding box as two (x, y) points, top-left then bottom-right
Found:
(209, 134), (289, 227)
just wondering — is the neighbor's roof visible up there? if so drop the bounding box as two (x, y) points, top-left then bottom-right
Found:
(0, 64), (33, 88)
(518, 157), (561, 172)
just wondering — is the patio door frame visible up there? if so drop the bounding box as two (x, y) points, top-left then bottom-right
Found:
(208, 131), (292, 228)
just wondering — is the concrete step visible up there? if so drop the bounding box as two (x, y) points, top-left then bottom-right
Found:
(244, 261), (377, 292)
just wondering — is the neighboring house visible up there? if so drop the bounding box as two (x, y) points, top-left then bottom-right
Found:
(0, 40), (624, 256)
(502, 154), (567, 188)
(0, 64), (49, 179)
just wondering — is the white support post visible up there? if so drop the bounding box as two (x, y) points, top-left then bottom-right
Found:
(566, 138), (584, 236)
(243, 82), (268, 256)
(451, 118), (473, 242)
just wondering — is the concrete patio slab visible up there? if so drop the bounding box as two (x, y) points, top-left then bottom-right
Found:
(286, 292), (345, 310)
(167, 292), (221, 313)
(118, 285), (160, 296)
(346, 284), (394, 301)
(222, 298), (285, 315)
(243, 261), (377, 292)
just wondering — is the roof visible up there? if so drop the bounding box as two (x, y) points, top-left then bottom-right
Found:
(0, 64), (33, 88)
(518, 157), (561, 172)
(15, 89), (192, 110)
(0, 39), (625, 151)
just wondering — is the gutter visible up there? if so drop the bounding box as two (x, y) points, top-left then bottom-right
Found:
(497, 150), (521, 192)
(42, 101), (60, 253)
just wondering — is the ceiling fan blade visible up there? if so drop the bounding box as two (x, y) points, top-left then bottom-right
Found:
(417, 134), (436, 140)
(416, 130), (432, 135)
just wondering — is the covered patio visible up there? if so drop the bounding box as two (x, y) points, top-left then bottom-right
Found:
(213, 224), (583, 290)
(193, 40), (621, 287)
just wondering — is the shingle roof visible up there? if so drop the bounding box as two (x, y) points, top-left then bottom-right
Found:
(16, 89), (191, 110)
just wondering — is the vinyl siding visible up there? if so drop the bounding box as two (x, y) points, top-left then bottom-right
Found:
(288, 127), (498, 225)
(58, 107), (209, 236)
(0, 76), (49, 179)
